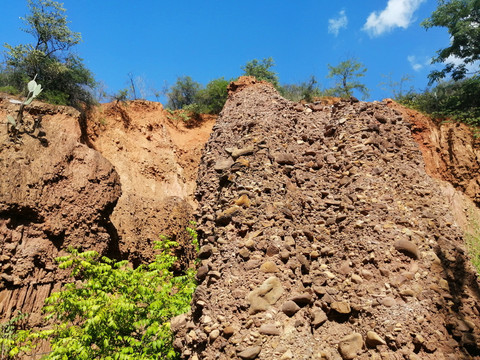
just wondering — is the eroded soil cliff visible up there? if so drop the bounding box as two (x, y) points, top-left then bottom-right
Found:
(1, 78), (480, 360)
(86, 100), (215, 266)
(0, 97), (214, 326)
(173, 80), (480, 359)
(0, 100), (121, 325)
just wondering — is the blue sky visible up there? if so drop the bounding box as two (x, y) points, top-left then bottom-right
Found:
(1, 0), (451, 102)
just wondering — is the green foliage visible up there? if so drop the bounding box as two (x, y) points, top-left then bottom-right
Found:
(379, 73), (414, 101)
(113, 88), (131, 103)
(166, 76), (229, 115)
(166, 76), (201, 110)
(6, 77), (43, 140)
(194, 77), (230, 114)
(0, 86), (20, 95)
(0, 312), (29, 359)
(241, 57), (279, 88)
(12, 235), (197, 360)
(398, 76), (480, 128)
(422, 0), (480, 83)
(165, 108), (192, 127)
(326, 58), (369, 99)
(2, 0), (95, 108)
(279, 76), (324, 102)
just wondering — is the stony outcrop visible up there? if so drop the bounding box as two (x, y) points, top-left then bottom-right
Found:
(0, 100), (121, 325)
(174, 80), (480, 359)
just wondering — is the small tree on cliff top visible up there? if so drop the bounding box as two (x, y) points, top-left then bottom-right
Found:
(3, 0), (95, 107)
(326, 58), (369, 100)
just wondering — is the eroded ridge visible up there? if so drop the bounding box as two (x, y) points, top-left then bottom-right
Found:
(174, 81), (480, 359)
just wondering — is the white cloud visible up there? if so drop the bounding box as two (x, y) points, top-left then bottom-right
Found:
(407, 55), (424, 71)
(363, 0), (427, 37)
(445, 55), (480, 74)
(328, 10), (348, 37)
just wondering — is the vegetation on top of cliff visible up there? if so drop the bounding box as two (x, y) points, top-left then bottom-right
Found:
(5, 229), (198, 360)
(397, 0), (480, 131)
(1, 0), (95, 108)
(422, 0), (480, 83)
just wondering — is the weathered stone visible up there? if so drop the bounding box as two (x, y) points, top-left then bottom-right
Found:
(260, 261), (278, 273)
(198, 244), (213, 259)
(247, 277), (284, 314)
(274, 153), (295, 165)
(258, 323), (281, 335)
(380, 297), (396, 307)
(214, 157), (234, 172)
(394, 239), (420, 259)
(311, 309), (328, 328)
(223, 326), (235, 338)
(290, 293), (313, 306)
(235, 194), (252, 207)
(239, 248), (250, 260)
(331, 301), (351, 314)
(366, 331), (386, 347)
(282, 300), (301, 316)
(229, 145), (255, 159)
(338, 333), (363, 360)
(238, 345), (262, 359)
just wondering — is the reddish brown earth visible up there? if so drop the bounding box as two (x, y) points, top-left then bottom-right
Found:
(0, 96), (214, 327)
(1, 77), (480, 360)
(386, 99), (480, 207)
(86, 100), (215, 266)
(0, 100), (121, 325)
(173, 79), (480, 359)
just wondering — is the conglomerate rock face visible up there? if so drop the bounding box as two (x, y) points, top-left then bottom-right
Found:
(174, 80), (480, 359)
(0, 101), (121, 325)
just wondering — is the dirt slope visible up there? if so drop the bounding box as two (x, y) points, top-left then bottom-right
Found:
(0, 96), (214, 327)
(86, 100), (215, 265)
(386, 99), (480, 207)
(173, 79), (480, 359)
(0, 100), (121, 325)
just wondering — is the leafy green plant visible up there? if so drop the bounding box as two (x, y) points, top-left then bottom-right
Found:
(279, 75), (324, 102)
(165, 108), (192, 128)
(241, 57), (279, 88)
(3, 0), (96, 108)
(397, 76), (480, 128)
(113, 88), (131, 104)
(194, 77), (230, 114)
(166, 76), (201, 110)
(0, 311), (29, 360)
(325, 58), (369, 99)
(11, 234), (197, 359)
(422, 0), (480, 83)
(0, 86), (20, 95)
(6, 77), (43, 141)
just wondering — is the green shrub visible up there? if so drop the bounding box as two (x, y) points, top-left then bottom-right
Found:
(166, 76), (201, 110)
(195, 77), (230, 114)
(0, 85), (20, 95)
(3, 1), (96, 109)
(241, 57), (279, 88)
(40, 89), (69, 106)
(0, 312), (29, 359)
(10, 232), (197, 360)
(398, 76), (480, 128)
(279, 76), (324, 102)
